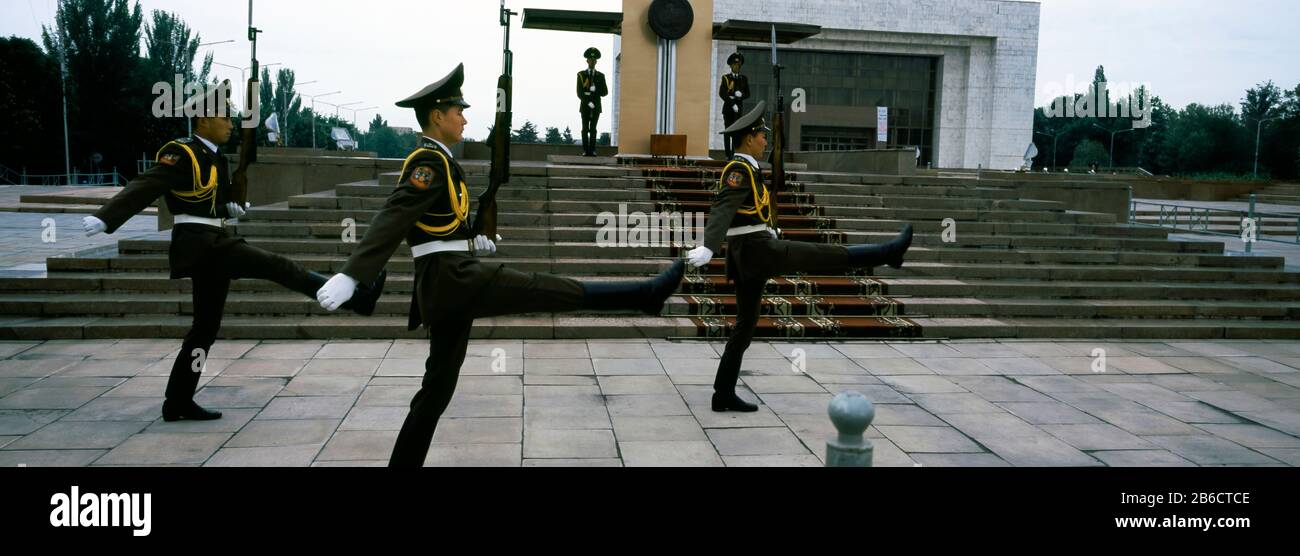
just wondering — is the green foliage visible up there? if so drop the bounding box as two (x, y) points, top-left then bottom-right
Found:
(1069, 139), (1108, 168)
(544, 127), (564, 144)
(1035, 64), (1300, 179)
(512, 121), (540, 143)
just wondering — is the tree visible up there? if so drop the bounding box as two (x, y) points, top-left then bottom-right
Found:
(0, 37), (64, 174)
(512, 120), (540, 143)
(43, 0), (145, 176)
(140, 10), (211, 149)
(1069, 139), (1108, 169)
(562, 126), (575, 144)
(1242, 81), (1283, 124)
(1247, 81), (1300, 179)
(270, 68), (306, 146)
(544, 126), (563, 144)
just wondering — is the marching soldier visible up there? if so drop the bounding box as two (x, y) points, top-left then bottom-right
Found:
(577, 47), (609, 156)
(685, 102), (914, 412)
(316, 64), (684, 467)
(718, 52), (750, 159)
(82, 85), (386, 422)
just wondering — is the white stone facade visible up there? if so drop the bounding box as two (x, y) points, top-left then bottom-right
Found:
(710, 0), (1040, 170)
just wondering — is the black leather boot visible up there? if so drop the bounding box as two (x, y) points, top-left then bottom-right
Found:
(582, 260), (685, 315)
(712, 392), (758, 412)
(847, 224), (913, 269)
(162, 400), (223, 422)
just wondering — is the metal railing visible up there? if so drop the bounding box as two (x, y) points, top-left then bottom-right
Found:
(1129, 193), (1300, 252)
(0, 164), (127, 187)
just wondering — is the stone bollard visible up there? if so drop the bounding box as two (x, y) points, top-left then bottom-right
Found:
(825, 390), (874, 467)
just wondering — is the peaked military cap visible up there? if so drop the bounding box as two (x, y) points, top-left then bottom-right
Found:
(727, 52), (744, 66)
(720, 101), (770, 136)
(183, 80), (237, 118)
(396, 63), (471, 109)
(584, 47), (601, 60)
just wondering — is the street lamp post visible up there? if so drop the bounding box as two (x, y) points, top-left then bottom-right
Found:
(1034, 130), (1064, 170)
(343, 106), (379, 150)
(308, 91), (341, 149)
(336, 101), (363, 120)
(340, 105), (377, 148)
(283, 80), (317, 147)
(1254, 116), (1282, 177)
(346, 106), (379, 128)
(1092, 123), (1135, 170)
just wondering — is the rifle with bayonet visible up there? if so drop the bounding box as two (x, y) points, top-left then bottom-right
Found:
(473, 0), (517, 239)
(230, 0), (261, 214)
(768, 24), (785, 234)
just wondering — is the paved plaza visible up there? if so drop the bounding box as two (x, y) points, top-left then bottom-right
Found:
(1, 337), (1298, 467)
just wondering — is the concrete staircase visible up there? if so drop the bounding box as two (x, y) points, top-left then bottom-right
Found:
(3, 161), (1300, 340)
(0, 186), (158, 215)
(1234, 183), (1300, 207)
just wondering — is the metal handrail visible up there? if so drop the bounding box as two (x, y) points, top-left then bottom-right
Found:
(1129, 194), (1300, 251)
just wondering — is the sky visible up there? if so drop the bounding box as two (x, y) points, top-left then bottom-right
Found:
(2, 0), (1297, 140)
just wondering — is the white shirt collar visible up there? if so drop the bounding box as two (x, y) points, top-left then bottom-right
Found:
(735, 152), (759, 168)
(423, 136), (453, 159)
(194, 134), (219, 154)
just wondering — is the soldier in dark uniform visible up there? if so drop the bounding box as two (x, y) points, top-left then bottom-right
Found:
(686, 102), (914, 412)
(82, 85), (386, 422)
(577, 47), (609, 157)
(316, 64), (685, 467)
(718, 52), (750, 159)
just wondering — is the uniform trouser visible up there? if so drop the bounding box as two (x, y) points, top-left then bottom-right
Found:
(389, 264), (585, 467)
(580, 106), (600, 155)
(722, 107), (740, 157)
(166, 229), (320, 404)
(713, 233), (856, 395)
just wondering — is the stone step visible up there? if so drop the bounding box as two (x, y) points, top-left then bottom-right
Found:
(0, 292), (652, 318)
(0, 272), (649, 295)
(0, 203), (158, 215)
(666, 294), (1300, 319)
(910, 317), (1300, 340)
(0, 315), (694, 340)
(117, 238), (685, 259)
(231, 218), (1173, 242)
(687, 259), (1300, 284)
(110, 230), (1226, 258)
(1244, 195), (1300, 206)
(298, 189), (1071, 219)
(20, 266), (1300, 301)
(255, 203), (1112, 228)
(46, 253), (676, 275)
(675, 275), (1300, 300)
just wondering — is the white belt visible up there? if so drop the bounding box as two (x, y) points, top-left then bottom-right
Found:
(726, 224), (773, 237)
(411, 239), (472, 258)
(174, 214), (224, 228)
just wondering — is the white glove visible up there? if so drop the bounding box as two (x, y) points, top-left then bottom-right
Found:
(317, 273), (359, 311)
(588, 101), (595, 109)
(735, 91), (744, 99)
(226, 201), (247, 219)
(768, 228), (778, 239)
(686, 246), (714, 268)
(731, 104), (739, 113)
(473, 234), (497, 256)
(589, 85), (597, 92)
(83, 216), (107, 237)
